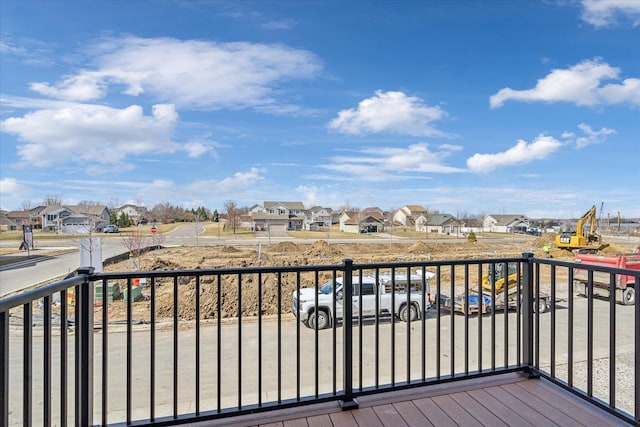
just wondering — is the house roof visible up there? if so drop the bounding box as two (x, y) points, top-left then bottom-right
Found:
(487, 214), (528, 226)
(402, 205), (427, 214)
(6, 211), (30, 219)
(263, 201), (305, 210)
(423, 213), (457, 226)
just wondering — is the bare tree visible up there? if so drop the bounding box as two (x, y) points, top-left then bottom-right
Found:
(21, 200), (32, 212)
(43, 195), (63, 206)
(121, 230), (148, 271)
(224, 200), (239, 234)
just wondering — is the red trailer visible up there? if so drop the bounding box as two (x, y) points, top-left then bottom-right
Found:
(573, 249), (640, 305)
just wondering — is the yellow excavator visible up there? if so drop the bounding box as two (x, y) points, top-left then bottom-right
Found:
(556, 205), (608, 253)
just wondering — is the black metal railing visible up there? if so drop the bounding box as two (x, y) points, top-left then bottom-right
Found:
(1, 253), (638, 426)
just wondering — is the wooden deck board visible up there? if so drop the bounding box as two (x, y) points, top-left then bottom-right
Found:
(351, 407), (384, 427)
(412, 397), (456, 426)
(466, 387), (535, 427)
(372, 403), (409, 427)
(431, 394), (483, 426)
(392, 401), (433, 427)
(516, 380), (628, 426)
(185, 374), (630, 427)
(448, 391), (509, 427)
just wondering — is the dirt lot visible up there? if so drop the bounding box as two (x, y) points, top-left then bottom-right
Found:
(100, 234), (633, 323)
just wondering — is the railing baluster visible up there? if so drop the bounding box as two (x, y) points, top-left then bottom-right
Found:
(277, 272), (282, 404)
(195, 274), (201, 415)
(491, 262), (496, 371)
(406, 266), (411, 384)
(44, 294), (51, 426)
(1, 310), (8, 427)
(436, 265), (441, 379)
(238, 273), (242, 408)
(464, 264), (469, 376)
(609, 272), (616, 408)
(421, 266), (426, 382)
(568, 267), (574, 387)
(127, 277), (132, 424)
(391, 267), (396, 386)
(503, 262), (508, 369)
(258, 272), (263, 406)
(477, 263), (483, 373)
(60, 289), (67, 427)
(374, 268), (380, 388)
(587, 270), (594, 397)
(332, 269), (337, 395)
(634, 276), (639, 423)
(313, 271), (318, 398)
(173, 276), (179, 418)
(76, 267), (94, 427)
(216, 273), (222, 412)
(450, 264), (455, 377)
(550, 264), (556, 379)
(150, 276), (156, 421)
(101, 279), (108, 426)
(23, 302), (32, 427)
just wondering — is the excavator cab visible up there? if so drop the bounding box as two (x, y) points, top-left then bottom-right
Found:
(482, 263), (519, 293)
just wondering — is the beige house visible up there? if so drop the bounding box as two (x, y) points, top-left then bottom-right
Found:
(393, 205), (427, 227)
(252, 201), (306, 232)
(339, 211), (385, 234)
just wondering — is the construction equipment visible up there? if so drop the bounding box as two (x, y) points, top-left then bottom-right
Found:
(438, 263), (549, 314)
(556, 205), (608, 253)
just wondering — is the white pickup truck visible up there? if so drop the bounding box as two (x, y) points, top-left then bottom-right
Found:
(292, 271), (433, 329)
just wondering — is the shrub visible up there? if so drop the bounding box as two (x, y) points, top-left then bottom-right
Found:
(467, 231), (477, 243)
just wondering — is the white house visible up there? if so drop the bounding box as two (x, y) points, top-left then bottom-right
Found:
(415, 213), (461, 234)
(41, 205), (110, 233)
(483, 214), (530, 233)
(303, 206), (333, 231)
(252, 201), (306, 232)
(116, 204), (148, 225)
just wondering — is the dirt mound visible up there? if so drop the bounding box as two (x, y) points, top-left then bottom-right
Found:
(303, 240), (343, 257)
(268, 242), (299, 253)
(408, 241), (430, 254)
(219, 246), (240, 253)
(599, 243), (632, 255)
(530, 232), (557, 247)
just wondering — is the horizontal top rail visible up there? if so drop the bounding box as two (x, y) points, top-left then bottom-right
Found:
(0, 272), (88, 312)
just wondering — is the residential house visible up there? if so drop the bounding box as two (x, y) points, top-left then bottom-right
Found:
(415, 213), (461, 235)
(116, 204), (149, 225)
(252, 201), (306, 232)
(460, 218), (484, 235)
(5, 211), (30, 231)
(393, 205), (427, 227)
(339, 211), (385, 234)
(483, 214), (530, 233)
(41, 205), (110, 233)
(303, 206), (333, 231)
(0, 211), (16, 232)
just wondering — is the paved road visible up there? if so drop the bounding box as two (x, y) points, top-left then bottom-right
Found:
(5, 295), (635, 426)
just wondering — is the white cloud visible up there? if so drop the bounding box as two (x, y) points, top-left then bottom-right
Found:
(328, 91), (448, 137)
(29, 36), (323, 110)
(320, 143), (464, 181)
(466, 134), (563, 173)
(574, 123), (616, 148)
(0, 177), (31, 196)
(580, 0), (640, 27)
(1, 103), (180, 167)
(490, 59), (640, 108)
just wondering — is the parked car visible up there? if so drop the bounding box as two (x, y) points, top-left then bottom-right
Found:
(103, 225), (119, 233)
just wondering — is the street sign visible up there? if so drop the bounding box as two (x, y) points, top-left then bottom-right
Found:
(151, 226), (157, 233)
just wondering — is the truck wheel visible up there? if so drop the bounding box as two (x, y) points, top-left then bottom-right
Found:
(622, 287), (635, 306)
(308, 310), (330, 329)
(534, 298), (549, 313)
(399, 304), (418, 322)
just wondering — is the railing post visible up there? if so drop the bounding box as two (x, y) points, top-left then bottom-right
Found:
(76, 267), (95, 426)
(340, 259), (359, 410)
(521, 252), (538, 378)
(1, 310), (8, 426)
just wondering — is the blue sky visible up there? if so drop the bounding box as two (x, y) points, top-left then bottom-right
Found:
(1, 0), (639, 218)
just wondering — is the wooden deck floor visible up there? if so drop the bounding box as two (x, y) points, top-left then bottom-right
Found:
(189, 373), (629, 427)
